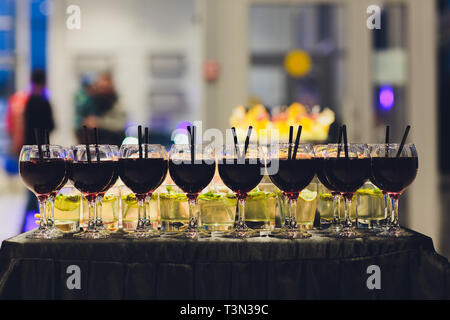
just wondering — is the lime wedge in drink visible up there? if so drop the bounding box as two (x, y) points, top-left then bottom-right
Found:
(54, 195), (81, 211)
(122, 194), (138, 208)
(319, 193), (333, 201)
(103, 195), (116, 203)
(356, 187), (384, 198)
(299, 189), (317, 202)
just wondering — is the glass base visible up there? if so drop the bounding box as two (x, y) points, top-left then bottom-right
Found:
(124, 229), (160, 239)
(160, 231), (184, 238)
(271, 229), (312, 239)
(170, 229), (210, 239)
(376, 226), (411, 238)
(26, 227), (64, 239)
(73, 229), (109, 239)
(221, 229), (259, 239)
(334, 226), (362, 239)
(96, 222), (111, 236)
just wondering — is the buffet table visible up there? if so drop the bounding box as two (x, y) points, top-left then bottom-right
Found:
(0, 229), (449, 299)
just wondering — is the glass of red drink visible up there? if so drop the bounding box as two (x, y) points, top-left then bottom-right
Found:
(325, 143), (371, 238)
(218, 144), (265, 238)
(268, 143), (316, 239)
(169, 144), (216, 239)
(119, 143), (168, 238)
(19, 145), (67, 239)
(370, 143), (418, 237)
(69, 145), (116, 239)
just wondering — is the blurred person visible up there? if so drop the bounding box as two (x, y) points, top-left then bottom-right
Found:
(5, 90), (28, 157)
(74, 72), (126, 146)
(23, 69), (54, 145)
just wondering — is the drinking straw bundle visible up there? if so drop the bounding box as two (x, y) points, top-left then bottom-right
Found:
(231, 126), (253, 161)
(287, 125), (302, 160)
(83, 126), (102, 162)
(187, 125), (196, 163)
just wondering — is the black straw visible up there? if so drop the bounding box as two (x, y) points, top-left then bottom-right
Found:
(137, 125), (143, 159)
(385, 125), (390, 157)
(144, 127), (149, 159)
(34, 128), (43, 160)
(187, 126), (195, 164)
(231, 127), (240, 160)
(192, 126), (196, 163)
(94, 128), (100, 162)
(396, 125), (411, 158)
(44, 129), (50, 158)
(342, 125), (349, 158)
(288, 126), (293, 160)
(292, 125), (302, 160)
(243, 126), (252, 159)
(83, 126), (91, 163)
(337, 125), (343, 158)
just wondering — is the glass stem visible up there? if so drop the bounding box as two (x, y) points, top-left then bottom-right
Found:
(86, 195), (97, 232)
(390, 194), (400, 230)
(383, 193), (390, 226)
(47, 194), (55, 228)
(343, 196), (353, 230)
(288, 197), (298, 230)
(236, 196), (248, 232)
(136, 195), (146, 231)
(96, 194), (103, 227)
(187, 195), (199, 233)
(331, 192), (341, 230)
(144, 194), (151, 229)
(282, 193), (290, 228)
(38, 195), (48, 229)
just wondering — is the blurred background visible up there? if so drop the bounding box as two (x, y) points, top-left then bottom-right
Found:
(0, 0), (446, 255)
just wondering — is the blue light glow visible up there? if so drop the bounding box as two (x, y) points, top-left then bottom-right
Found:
(379, 86), (394, 110)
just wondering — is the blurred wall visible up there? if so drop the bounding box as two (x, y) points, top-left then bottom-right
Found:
(47, 0), (202, 146)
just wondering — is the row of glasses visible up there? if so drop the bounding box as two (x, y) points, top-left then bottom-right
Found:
(20, 141), (417, 240)
(314, 143), (418, 238)
(20, 144), (119, 239)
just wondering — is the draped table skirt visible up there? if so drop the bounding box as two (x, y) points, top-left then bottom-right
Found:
(0, 229), (449, 299)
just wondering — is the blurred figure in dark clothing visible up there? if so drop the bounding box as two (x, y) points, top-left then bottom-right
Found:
(23, 69), (55, 145)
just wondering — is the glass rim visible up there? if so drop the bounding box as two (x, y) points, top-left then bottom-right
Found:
(326, 143), (368, 146)
(269, 142), (313, 147)
(170, 143), (214, 147)
(22, 144), (64, 149)
(221, 143), (260, 147)
(71, 144), (116, 149)
(368, 143), (415, 147)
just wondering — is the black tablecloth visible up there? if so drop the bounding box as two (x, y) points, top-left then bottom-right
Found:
(0, 229), (449, 299)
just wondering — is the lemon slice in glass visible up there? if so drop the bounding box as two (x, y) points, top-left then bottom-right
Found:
(299, 189), (318, 202)
(54, 195), (81, 211)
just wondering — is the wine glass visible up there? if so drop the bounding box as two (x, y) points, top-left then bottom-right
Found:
(69, 145), (116, 239)
(119, 144), (168, 238)
(96, 145), (119, 236)
(19, 144), (67, 239)
(324, 143), (371, 238)
(370, 143), (418, 237)
(268, 143), (316, 239)
(168, 144), (216, 239)
(218, 144), (265, 238)
(314, 144), (342, 233)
